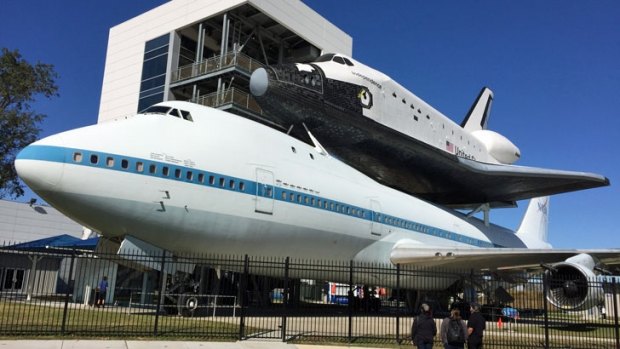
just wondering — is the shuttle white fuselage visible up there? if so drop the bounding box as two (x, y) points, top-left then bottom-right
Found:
(250, 53), (608, 208)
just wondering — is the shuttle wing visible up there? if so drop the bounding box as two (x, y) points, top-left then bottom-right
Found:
(327, 128), (609, 209)
(449, 157), (610, 208)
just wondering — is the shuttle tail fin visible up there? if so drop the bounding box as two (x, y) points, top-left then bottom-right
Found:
(516, 197), (551, 249)
(461, 87), (494, 131)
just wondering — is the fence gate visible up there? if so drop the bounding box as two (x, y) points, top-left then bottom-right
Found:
(240, 257), (289, 341)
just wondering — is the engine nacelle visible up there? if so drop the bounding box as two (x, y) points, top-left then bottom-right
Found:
(471, 130), (520, 164)
(545, 254), (603, 311)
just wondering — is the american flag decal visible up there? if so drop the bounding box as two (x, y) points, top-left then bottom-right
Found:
(446, 140), (454, 153)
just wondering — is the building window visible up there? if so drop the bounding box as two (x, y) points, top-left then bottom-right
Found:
(137, 34), (170, 112)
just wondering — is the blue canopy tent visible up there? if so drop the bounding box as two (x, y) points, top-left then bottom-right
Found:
(4, 234), (99, 254)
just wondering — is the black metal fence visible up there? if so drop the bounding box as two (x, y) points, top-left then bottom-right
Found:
(1, 246), (619, 348)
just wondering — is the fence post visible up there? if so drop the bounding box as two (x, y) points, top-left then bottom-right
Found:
(153, 250), (167, 336)
(282, 256), (289, 342)
(60, 248), (76, 335)
(239, 254), (249, 340)
(542, 273), (550, 349)
(348, 260), (353, 344)
(396, 263), (401, 344)
(612, 278), (619, 349)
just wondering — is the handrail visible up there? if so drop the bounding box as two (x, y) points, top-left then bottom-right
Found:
(172, 51), (264, 83)
(194, 88), (263, 116)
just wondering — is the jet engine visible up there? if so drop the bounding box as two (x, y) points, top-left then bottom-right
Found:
(471, 130), (520, 164)
(545, 254), (603, 311)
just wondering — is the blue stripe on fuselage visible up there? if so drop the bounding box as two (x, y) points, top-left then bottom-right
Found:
(18, 144), (497, 248)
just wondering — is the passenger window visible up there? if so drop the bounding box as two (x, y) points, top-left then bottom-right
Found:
(297, 194), (301, 203)
(198, 173), (205, 183)
(209, 175), (215, 185)
(136, 162), (144, 172)
(187, 171), (193, 181)
(174, 169), (181, 178)
(106, 157), (114, 167)
(149, 164), (157, 174)
(90, 154), (98, 164)
(239, 182), (245, 191)
(289, 193), (294, 201)
(304, 197), (309, 204)
(162, 166), (169, 176)
(282, 192), (287, 200)
(219, 178), (225, 187)
(229, 179), (235, 189)
(121, 159), (129, 169)
(266, 187), (272, 197)
(73, 152), (82, 163)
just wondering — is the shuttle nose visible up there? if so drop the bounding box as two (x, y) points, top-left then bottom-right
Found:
(15, 136), (65, 193)
(250, 67), (269, 97)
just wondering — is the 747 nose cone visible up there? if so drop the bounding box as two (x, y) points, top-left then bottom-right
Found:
(250, 68), (269, 97)
(15, 139), (65, 193)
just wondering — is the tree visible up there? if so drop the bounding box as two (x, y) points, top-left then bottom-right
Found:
(0, 48), (59, 198)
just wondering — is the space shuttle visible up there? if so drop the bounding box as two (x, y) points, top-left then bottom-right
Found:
(250, 53), (609, 209)
(14, 101), (620, 311)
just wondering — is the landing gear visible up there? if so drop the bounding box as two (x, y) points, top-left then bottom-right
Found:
(163, 271), (201, 316)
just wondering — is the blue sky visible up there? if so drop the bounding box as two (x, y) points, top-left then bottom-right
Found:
(2, 1), (619, 249)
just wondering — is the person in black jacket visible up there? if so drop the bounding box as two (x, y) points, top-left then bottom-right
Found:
(411, 303), (437, 349)
(467, 302), (486, 349)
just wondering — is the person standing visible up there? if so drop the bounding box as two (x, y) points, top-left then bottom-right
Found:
(467, 302), (486, 349)
(411, 303), (437, 349)
(441, 308), (467, 349)
(96, 276), (108, 308)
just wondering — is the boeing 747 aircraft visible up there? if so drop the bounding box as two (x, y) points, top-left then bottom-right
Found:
(14, 101), (620, 311)
(250, 53), (609, 209)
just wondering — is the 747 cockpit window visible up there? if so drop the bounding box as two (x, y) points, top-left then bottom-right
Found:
(142, 105), (193, 122)
(143, 105), (171, 115)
